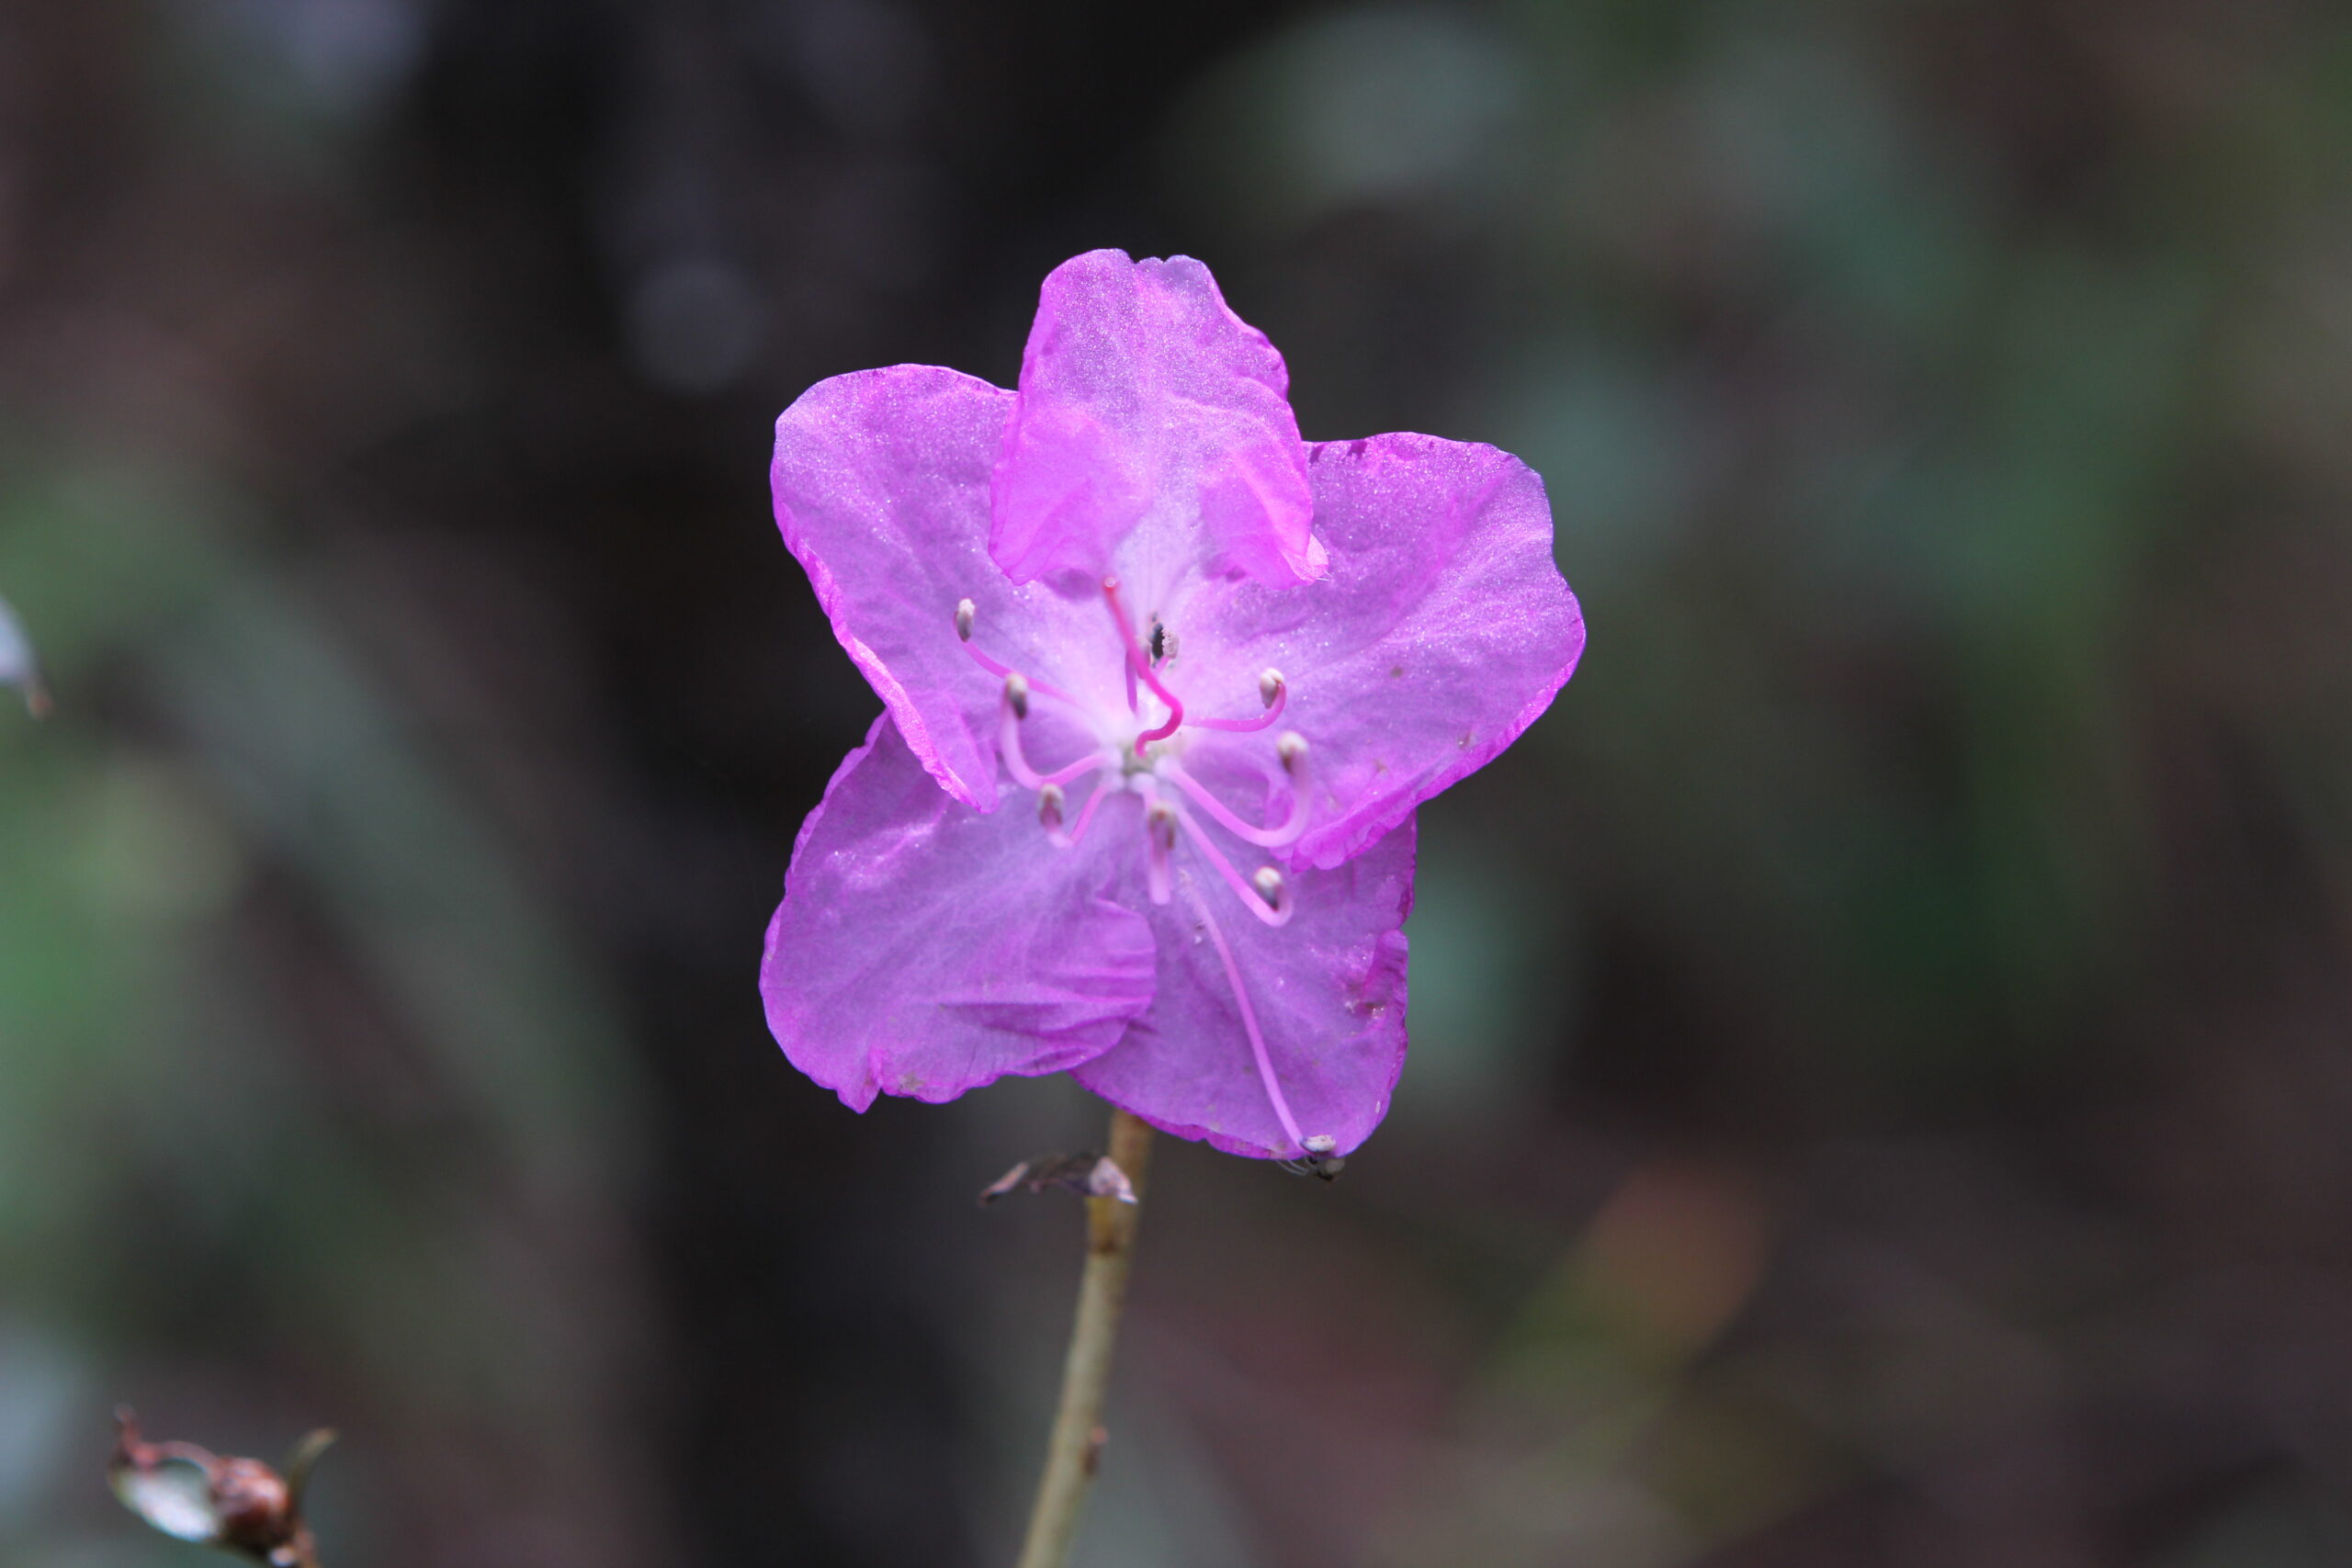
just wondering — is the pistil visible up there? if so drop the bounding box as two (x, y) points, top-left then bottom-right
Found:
(1102, 579), (1184, 753)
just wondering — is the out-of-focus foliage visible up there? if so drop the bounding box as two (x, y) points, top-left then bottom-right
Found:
(6, 1), (2352, 1565)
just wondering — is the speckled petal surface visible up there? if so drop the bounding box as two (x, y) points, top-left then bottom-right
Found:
(1179, 433), (1585, 870)
(771, 365), (1108, 811)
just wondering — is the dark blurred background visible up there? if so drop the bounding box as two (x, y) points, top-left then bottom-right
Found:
(5, 0), (2352, 1563)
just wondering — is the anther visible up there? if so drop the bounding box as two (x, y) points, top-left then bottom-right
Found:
(1038, 784), (1066, 831)
(1277, 731), (1309, 775)
(1259, 669), (1285, 708)
(955, 597), (977, 641)
(1004, 671), (1030, 720)
(1147, 799), (1178, 850)
(1294, 1133), (1344, 1180)
(1251, 865), (1286, 908)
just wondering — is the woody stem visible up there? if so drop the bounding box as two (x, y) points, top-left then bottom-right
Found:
(1013, 1107), (1155, 1568)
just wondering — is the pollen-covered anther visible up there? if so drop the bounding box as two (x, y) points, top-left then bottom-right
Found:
(1259, 668), (1285, 708)
(1277, 730), (1309, 776)
(954, 597), (977, 641)
(1038, 784), (1066, 830)
(1293, 1132), (1345, 1179)
(1004, 671), (1031, 720)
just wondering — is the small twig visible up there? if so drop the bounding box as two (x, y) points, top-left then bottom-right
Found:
(979, 1150), (1137, 1207)
(110, 1409), (333, 1567)
(1012, 1107), (1153, 1568)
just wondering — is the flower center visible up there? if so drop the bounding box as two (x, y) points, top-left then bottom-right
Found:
(955, 584), (1329, 1157)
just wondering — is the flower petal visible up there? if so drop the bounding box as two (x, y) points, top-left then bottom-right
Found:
(991, 250), (1321, 594)
(1182, 433), (1585, 869)
(1074, 815), (1415, 1159)
(772, 365), (1109, 811)
(763, 714), (1156, 1111)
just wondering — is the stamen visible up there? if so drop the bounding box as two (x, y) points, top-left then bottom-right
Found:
(1173, 804), (1293, 927)
(1251, 865), (1286, 908)
(1179, 873), (1309, 1154)
(1166, 762), (1307, 850)
(1189, 669), (1288, 734)
(1278, 730), (1309, 775)
(1297, 1134), (1344, 1180)
(1038, 784), (1069, 846)
(1145, 797), (1178, 905)
(999, 686), (1111, 792)
(955, 604), (1079, 706)
(1066, 774), (1112, 847)
(1103, 578), (1185, 753)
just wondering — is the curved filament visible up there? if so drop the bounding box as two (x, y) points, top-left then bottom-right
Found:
(1179, 873), (1307, 1153)
(1189, 682), (1287, 733)
(1165, 763), (1307, 850)
(1173, 803), (1292, 928)
(964, 640), (1079, 708)
(1064, 774), (1113, 847)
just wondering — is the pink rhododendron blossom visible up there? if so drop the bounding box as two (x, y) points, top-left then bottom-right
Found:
(762, 250), (1583, 1159)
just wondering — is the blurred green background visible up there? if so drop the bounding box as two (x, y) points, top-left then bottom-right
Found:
(6, 1), (2352, 1563)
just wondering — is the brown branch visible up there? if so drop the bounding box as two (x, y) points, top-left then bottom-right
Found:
(1012, 1107), (1154, 1568)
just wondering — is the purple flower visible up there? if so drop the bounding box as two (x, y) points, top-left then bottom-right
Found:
(761, 251), (1583, 1159)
